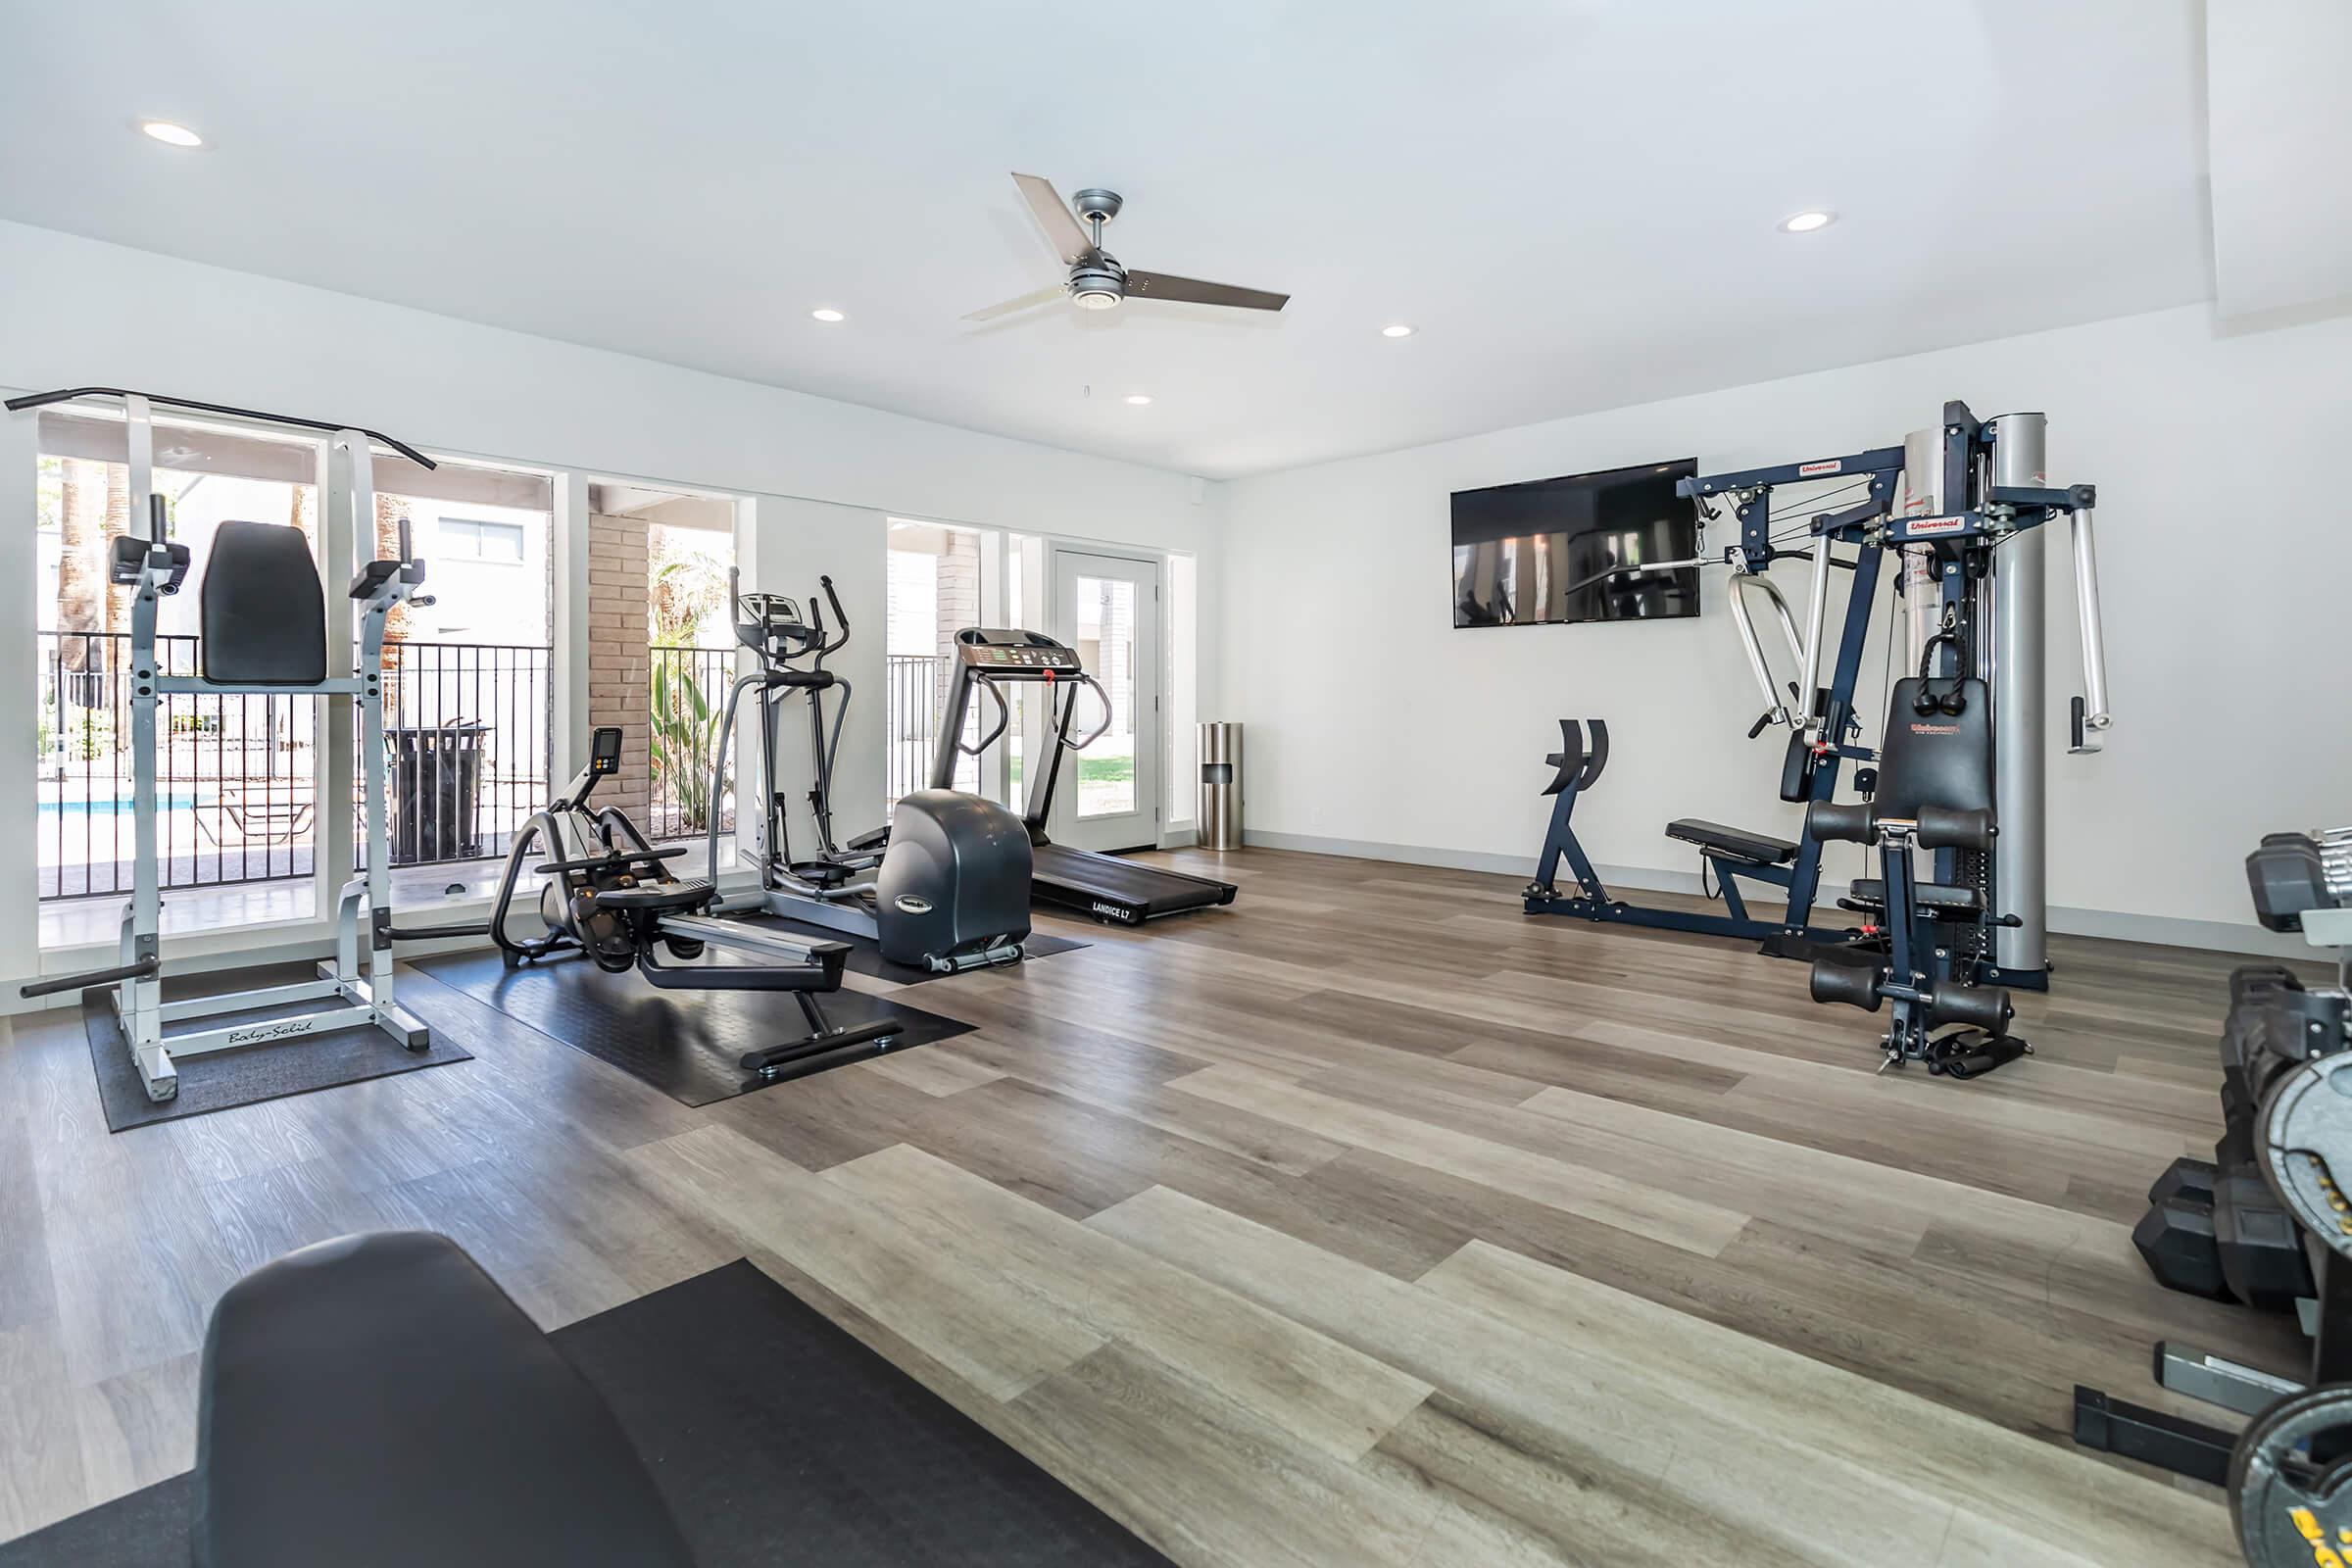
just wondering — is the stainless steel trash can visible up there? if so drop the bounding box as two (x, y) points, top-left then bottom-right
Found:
(1198, 722), (1241, 851)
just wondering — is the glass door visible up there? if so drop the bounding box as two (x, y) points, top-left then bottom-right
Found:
(1047, 549), (1161, 853)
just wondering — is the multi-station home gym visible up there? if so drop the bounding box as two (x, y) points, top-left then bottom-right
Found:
(0, 6), (2344, 1566)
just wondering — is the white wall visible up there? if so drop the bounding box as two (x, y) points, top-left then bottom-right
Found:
(0, 220), (1217, 994)
(1213, 302), (2352, 950)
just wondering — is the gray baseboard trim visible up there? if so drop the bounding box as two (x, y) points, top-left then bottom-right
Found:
(1240, 828), (2306, 959)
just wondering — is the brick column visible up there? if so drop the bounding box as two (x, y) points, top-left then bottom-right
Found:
(931, 527), (981, 732)
(586, 514), (650, 821)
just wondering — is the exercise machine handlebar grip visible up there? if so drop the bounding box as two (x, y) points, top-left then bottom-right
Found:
(384, 920), (492, 942)
(1808, 801), (1875, 845)
(21, 956), (162, 1000)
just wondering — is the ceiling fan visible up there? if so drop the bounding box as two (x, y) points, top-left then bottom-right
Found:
(964, 173), (1290, 321)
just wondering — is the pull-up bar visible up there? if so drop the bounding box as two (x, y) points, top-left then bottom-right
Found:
(4, 385), (436, 469)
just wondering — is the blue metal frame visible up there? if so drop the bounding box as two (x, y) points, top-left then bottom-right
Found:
(1522, 408), (2075, 993)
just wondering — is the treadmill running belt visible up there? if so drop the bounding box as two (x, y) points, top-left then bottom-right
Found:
(1028, 845), (1236, 925)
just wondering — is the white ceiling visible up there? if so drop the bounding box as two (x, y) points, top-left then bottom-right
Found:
(0, 1), (2216, 478)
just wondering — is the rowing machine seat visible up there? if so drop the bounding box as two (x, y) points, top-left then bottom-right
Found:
(592, 876), (715, 912)
(1665, 818), (1797, 866)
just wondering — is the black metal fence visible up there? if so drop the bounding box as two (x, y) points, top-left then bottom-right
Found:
(37, 630), (551, 901)
(884, 653), (940, 806)
(356, 641), (554, 871)
(648, 645), (737, 842)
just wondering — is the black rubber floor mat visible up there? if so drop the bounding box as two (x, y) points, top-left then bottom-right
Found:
(414, 948), (974, 1105)
(78, 961), (471, 1133)
(0, 1258), (1169, 1567)
(742, 912), (1088, 985)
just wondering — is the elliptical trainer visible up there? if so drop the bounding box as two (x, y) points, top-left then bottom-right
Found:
(704, 571), (1032, 972)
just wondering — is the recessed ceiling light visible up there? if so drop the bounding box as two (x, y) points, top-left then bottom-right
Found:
(1381, 323), (1416, 338)
(1124, 394), (1152, 406)
(1779, 211), (1836, 233)
(140, 121), (203, 148)
(809, 308), (845, 322)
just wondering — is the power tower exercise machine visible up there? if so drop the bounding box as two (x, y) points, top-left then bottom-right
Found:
(931, 628), (1236, 925)
(11, 386), (459, 1102)
(702, 571), (1033, 971)
(1526, 402), (2111, 1019)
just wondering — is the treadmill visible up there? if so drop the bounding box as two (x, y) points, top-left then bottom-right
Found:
(929, 628), (1237, 926)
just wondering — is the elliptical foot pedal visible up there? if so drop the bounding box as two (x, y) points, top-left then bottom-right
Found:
(1924, 1029), (2032, 1080)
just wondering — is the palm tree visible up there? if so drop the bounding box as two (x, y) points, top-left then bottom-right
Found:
(56, 458), (109, 673)
(372, 492), (416, 662)
(103, 462), (132, 638)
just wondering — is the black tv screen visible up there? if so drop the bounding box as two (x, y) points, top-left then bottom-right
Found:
(1450, 459), (1700, 627)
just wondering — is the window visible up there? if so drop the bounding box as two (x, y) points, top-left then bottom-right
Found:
(884, 519), (990, 806)
(30, 406), (559, 911)
(1168, 552), (1198, 824)
(437, 517), (526, 563)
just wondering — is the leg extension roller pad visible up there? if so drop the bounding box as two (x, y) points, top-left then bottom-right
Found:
(1810, 957), (1884, 1011)
(1929, 983), (2012, 1033)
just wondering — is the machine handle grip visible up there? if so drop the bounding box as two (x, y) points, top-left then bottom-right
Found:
(385, 919), (491, 941)
(959, 679), (1012, 757)
(1725, 574), (1795, 733)
(21, 956), (160, 1000)
(1056, 674), (1114, 752)
(809, 573), (853, 658)
(2069, 506), (2110, 752)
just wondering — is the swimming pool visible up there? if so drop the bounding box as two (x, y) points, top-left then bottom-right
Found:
(40, 794), (202, 815)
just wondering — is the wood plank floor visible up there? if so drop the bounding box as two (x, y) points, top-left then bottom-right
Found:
(0, 847), (2317, 1563)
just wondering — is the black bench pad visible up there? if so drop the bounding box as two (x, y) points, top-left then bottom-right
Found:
(194, 1231), (693, 1568)
(1847, 877), (1984, 914)
(1666, 818), (1798, 866)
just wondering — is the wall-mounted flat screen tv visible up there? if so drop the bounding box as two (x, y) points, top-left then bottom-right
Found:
(1450, 459), (1700, 627)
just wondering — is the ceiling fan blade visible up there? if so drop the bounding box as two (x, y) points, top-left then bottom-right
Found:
(1009, 172), (1095, 265)
(961, 283), (1068, 322)
(1124, 270), (1289, 312)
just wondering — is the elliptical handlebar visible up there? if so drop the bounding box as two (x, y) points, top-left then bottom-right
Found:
(812, 575), (851, 661)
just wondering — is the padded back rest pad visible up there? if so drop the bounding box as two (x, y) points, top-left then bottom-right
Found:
(194, 1230), (695, 1568)
(1876, 676), (1993, 820)
(201, 520), (326, 685)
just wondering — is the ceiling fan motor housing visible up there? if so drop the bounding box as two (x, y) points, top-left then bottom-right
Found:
(1068, 253), (1127, 309)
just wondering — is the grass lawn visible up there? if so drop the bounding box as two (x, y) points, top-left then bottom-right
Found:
(1078, 756), (1135, 785)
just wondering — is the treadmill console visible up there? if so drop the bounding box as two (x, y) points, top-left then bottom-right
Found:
(955, 627), (1083, 674)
